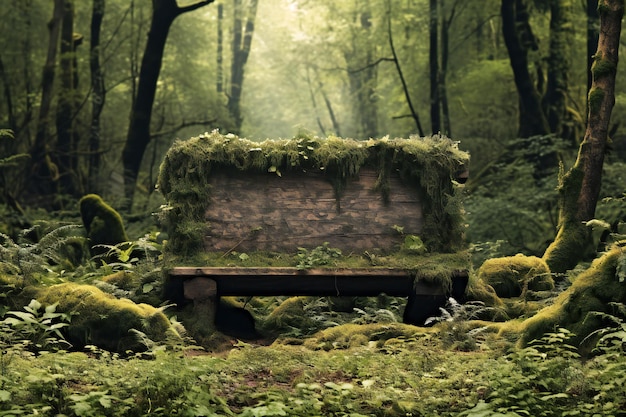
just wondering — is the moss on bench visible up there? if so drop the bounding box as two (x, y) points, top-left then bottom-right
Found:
(158, 131), (469, 258)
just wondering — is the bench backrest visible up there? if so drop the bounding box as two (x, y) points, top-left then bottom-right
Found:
(158, 132), (469, 259)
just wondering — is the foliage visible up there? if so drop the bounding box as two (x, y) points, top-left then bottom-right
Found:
(296, 242), (342, 270)
(0, 224), (86, 283)
(0, 299), (71, 353)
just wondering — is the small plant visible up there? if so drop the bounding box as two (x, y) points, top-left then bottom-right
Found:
(583, 302), (626, 354)
(0, 299), (72, 353)
(0, 224), (86, 283)
(296, 242), (342, 270)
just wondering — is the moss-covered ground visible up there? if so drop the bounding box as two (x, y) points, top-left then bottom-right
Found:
(2, 323), (625, 416)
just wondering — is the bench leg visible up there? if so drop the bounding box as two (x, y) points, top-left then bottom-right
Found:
(183, 278), (219, 329)
(403, 293), (447, 325)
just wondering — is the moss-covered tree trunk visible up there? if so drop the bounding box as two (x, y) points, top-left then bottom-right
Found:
(543, 0), (623, 273)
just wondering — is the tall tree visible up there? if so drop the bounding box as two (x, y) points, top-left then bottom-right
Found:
(88, 0), (105, 194)
(31, 0), (65, 196)
(122, 0), (214, 207)
(227, 0), (259, 134)
(55, 0), (82, 196)
(429, 0), (441, 134)
(501, 0), (550, 138)
(542, 0), (623, 273)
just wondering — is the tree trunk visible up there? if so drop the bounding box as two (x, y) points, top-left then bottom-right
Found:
(31, 0), (65, 196)
(501, 0), (550, 138)
(543, 0), (623, 273)
(587, 0), (600, 96)
(429, 0), (441, 134)
(122, 0), (214, 208)
(386, 1), (424, 136)
(55, 0), (80, 196)
(216, 3), (223, 94)
(88, 0), (105, 194)
(0, 54), (16, 132)
(227, 0), (259, 134)
(542, 0), (572, 137)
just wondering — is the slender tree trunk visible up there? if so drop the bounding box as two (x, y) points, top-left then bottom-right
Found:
(543, 0), (623, 273)
(386, 0), (424, 136)
(56, 0), (79, 196)
(0, 55), (16, 132)
(31, 0), (65, 195)
(587, 0), (600, 96)
(227, 0), (259, 134)
(501, 0), (550, 138)
(122, 0), (214, 208)
(216, 3), (223, 94)
(542, 0), (572, 136)
(88, 0), (105, 194)
(429, 0), (441, 134)
(440, 0), (453, 136)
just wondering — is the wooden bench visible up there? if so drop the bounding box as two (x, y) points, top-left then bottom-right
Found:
(159, 132), (470, 328)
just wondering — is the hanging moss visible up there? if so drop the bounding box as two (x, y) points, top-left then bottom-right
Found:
(158, 131), (469, 258)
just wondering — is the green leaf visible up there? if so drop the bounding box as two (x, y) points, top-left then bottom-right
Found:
(0, 390), (11, 402)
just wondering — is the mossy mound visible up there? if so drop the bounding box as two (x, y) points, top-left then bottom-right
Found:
(79, 194), (128, 257)
(300, 322), (431, 350)
(519, 243), (626, 352)
(477, 254), (553, 298)
(262, 297), (319, 335)
(158, 131), (469, 256)
(101, 271), (139, 291)
(465, 274), (508, 321)
(35, 282), (173, 353)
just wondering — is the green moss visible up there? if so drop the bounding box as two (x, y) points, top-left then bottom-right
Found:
(520, 244), (626, 353)
(101, 271), (139, 291)
(477, 254), (553, 298)
(158, 131), (469, 258)
(79, 194), (128, 257)
(543, 166), (591, 273)
(262, 296), (318, 334)
(35, 282), (173, 353)
(591, 56), (617, 80)
(301, 322), (431, 350)
(588, 87), (605, 115)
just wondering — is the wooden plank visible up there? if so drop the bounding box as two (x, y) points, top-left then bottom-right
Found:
(204, 168), (423, 253)
(170, 267), (469, 297)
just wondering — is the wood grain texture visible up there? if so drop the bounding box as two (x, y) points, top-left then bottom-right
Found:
(204, 168), (423, 253)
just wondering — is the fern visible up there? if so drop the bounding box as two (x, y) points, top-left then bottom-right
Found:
(0, 225), (86, 282)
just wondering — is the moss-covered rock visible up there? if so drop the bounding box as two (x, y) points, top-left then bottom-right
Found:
(301, 322), (431, 350)
(101, 271), (139, 291)
(519, 243), (626, 352)
(35, 282), (173, 353)
(477, 254), (553, 298)
(262, 297), (318, 334)
(79, 194), (128, 257)
(465, 274), (508, 321)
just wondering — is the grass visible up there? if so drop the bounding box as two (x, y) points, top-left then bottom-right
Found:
(2, 323), (625, 416)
